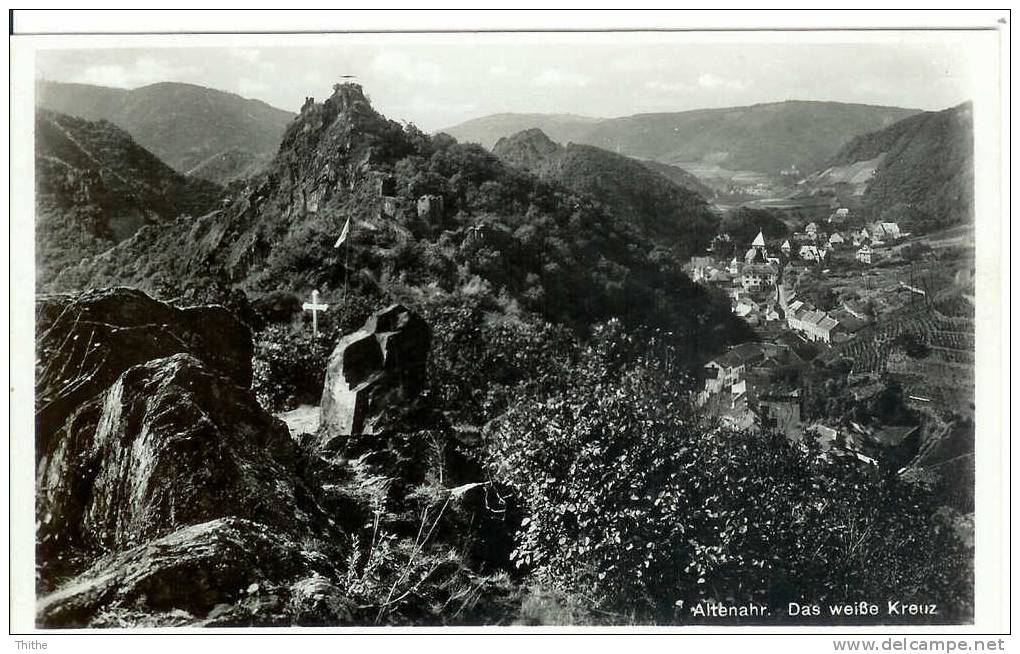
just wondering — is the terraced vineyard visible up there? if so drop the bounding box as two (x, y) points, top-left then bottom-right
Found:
(825, 293), (975, 414)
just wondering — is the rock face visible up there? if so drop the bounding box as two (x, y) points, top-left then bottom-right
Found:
(34, 288), (348, 627)
(318, 305), (430, 447)
(37, 353), (303, 557)
(35, 287), (252, 463)
(37, 518), (316, 628)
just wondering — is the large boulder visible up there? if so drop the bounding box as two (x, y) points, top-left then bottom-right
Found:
(36, 517), (330, 628)
(318, 305), (430, 448)
(37, 354), (307, 560)
(32, 295), (353, 627)
(35, 287), (253, 464)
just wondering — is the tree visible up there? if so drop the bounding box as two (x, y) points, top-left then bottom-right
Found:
(719, 207), (789, 247)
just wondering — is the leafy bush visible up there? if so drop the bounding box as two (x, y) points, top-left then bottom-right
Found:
(252, 323), (336, 412)
(487, 323), (971, 623)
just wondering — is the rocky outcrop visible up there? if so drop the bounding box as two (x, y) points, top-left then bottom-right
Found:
(37, 518), (323, 628)
(318, 305), (431, 448)
(492, 127), (561, 172)
(35, 287), (253, 464)
(34, 289), (352, 626)
(36, 354), (306, 559)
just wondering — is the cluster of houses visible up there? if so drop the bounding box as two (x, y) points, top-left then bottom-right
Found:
(700, 340), (804, 407)
(690, 224), (880, 335)
(691, 212), (921, 470)
(691, 232), (785, 327)
(699, 339), (920, 469)
(783, 211), (905, 266)
(779, 285), (869, 344)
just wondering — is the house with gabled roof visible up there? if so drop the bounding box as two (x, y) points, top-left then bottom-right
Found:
(703, 342), (766, 394)
(880, 222), (902, 240)
(828, 207), (851, 224)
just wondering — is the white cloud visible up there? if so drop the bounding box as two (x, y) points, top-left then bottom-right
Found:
(532, 68), (591, 88)
(70, 56), (199, 89)
(488, 64), (511, 76)
(371, 51), (447, 85)
(697, 73), (750, 91)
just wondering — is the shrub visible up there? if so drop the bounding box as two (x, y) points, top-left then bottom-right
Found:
(487, 324), (971, 623)
(252, 323), (335, 413)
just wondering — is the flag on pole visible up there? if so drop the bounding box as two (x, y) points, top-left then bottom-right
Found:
(334, 218), (351, 248)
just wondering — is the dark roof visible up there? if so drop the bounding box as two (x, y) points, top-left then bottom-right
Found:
(832, 310), (868, 333)
(873, 425), (920, 447)
(710, 342), (766, 369)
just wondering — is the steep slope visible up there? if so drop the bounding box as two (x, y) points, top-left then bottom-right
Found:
(637, 159), (715, 200)
(35, 109), (224, 287)
(36, 80), (294, 183)
(52, 83), (749, 357)
(493, 128), (717, 250)
(815, 102), (974, 230)
(445, 101), (918, 177)
(185, 148), (274, 186)
(440, 112), (602, 149)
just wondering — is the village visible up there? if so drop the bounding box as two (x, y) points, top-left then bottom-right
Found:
(687, 204), (961, 471)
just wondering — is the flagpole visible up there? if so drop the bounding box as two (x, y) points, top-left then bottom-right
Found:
(343, 230), (350, 320)
(336, 213), (351, 331)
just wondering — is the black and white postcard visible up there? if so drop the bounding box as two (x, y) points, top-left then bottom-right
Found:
(8, 10), (1010, 643)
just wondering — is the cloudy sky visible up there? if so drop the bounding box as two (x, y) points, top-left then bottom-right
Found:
(34, 31), (992, 131)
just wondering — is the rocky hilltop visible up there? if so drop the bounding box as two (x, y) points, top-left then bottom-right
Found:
(51, 83), (747, 352)
(493, 128), (717, 247)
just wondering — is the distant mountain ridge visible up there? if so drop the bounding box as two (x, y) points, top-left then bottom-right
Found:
(36, 80), (294, 184)
(441, 113), (602, 150)
(444, 100), (920, 177)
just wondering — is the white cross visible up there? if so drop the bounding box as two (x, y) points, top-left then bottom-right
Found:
(302, 289), (330, 338)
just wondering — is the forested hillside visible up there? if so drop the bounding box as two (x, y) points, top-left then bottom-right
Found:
(50, 84), (748, 355)
(35, 109), (224, 285)
(823, 102), (974, 230)
(493, 128), (718, 250)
